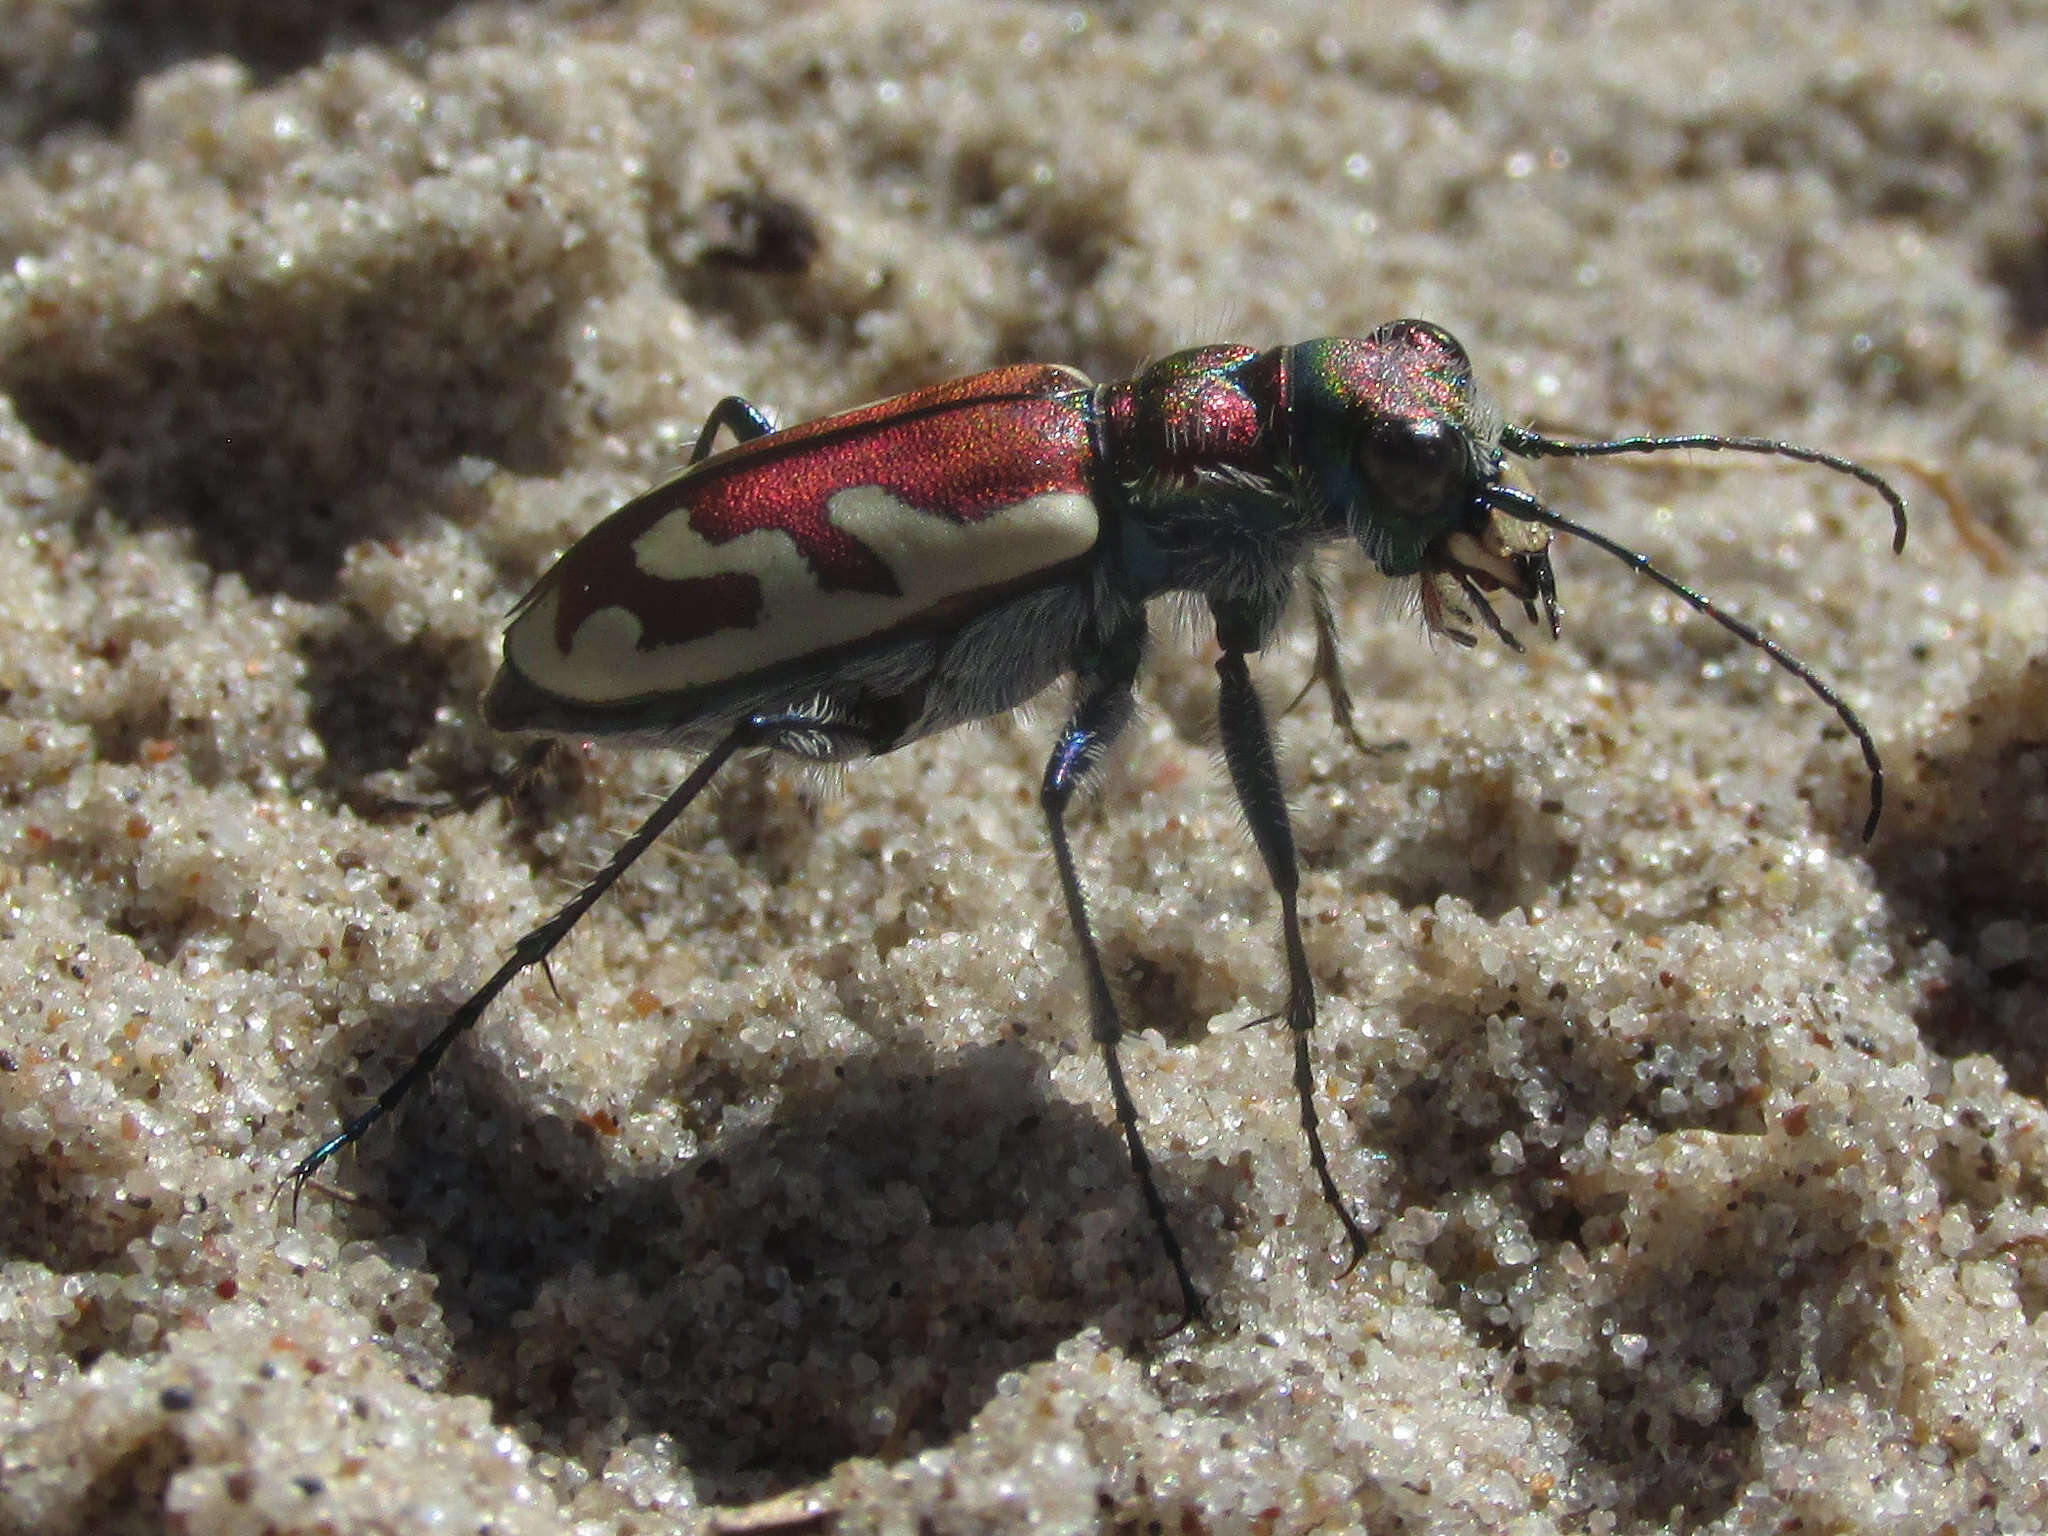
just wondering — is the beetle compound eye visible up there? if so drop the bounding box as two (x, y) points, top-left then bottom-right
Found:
(1361, 414), (1466, 516)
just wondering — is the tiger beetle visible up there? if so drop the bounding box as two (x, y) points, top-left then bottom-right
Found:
(290, 319), (1907, 1326)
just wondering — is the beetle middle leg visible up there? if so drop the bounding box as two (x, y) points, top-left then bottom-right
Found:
(1040, 616), (1205, 1327)
(1213, 603), (1374, 1274)
(690, 395), (777, 461)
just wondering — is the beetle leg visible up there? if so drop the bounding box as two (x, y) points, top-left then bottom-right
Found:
(1040, 619), (1204, 1328)
(1212, 630), (1374, 1275)
(1283, 566), (1404, 758)
(690, 395), (777, 462)
(284, 706), (874, 1210)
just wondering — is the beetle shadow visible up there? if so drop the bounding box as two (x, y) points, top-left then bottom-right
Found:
(311, 1029), (1210, 1499)
(1866, 649), (2048, 1090)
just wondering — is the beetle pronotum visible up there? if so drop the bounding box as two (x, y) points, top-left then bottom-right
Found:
(291, 320), (1906, 1325)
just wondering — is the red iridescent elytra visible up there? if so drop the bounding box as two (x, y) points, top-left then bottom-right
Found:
(502, 363), (1100, 717)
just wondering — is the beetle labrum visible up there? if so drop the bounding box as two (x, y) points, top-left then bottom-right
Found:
(291, 319), (1907, 1325)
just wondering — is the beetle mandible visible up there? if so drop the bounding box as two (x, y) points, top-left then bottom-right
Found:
(290, 319), (1908, 1325)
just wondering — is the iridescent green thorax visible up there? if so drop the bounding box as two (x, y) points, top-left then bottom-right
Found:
(1286, 324), (1502, 576)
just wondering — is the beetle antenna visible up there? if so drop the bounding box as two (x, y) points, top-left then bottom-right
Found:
(1481, 482), (1885, 841)
(1498, 424), (1909, 555)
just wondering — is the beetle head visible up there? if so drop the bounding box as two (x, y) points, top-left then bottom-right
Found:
(1290, 322), (1558, 649)
(1295, 321), (1910, 841)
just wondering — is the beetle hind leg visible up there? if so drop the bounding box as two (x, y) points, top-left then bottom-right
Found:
(283, 705), (887, 1211)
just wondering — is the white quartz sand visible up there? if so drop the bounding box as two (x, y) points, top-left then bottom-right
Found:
(3, 2), (2046, 1532)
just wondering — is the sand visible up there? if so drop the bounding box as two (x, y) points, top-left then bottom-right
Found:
(3, 2), (2047, 1532)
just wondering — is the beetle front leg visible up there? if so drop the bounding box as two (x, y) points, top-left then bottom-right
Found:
(1284, 565), (1403, 760)
(1211, 613), (1373, 1274)
(1041, 619), (1204, 1328)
